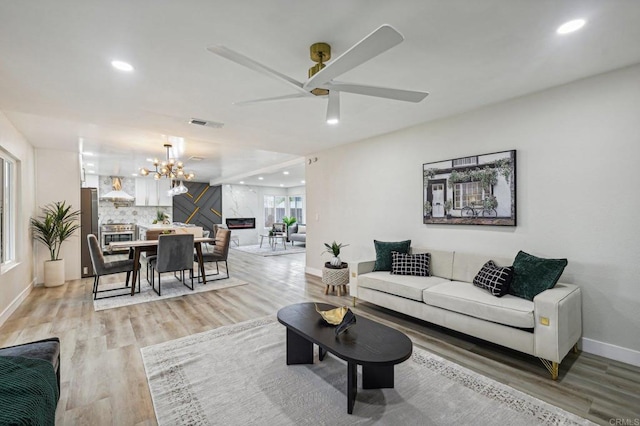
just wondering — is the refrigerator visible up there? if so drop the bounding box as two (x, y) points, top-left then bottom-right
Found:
(80, 187), (99, 277)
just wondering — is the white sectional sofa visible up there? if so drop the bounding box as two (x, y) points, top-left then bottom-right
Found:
(348, 248), (582, 379)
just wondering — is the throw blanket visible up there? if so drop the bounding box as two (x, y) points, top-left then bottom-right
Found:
(0, 356), (59, 426)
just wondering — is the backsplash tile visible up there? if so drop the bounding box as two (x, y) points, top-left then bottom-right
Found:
(97, 175), (171, 225)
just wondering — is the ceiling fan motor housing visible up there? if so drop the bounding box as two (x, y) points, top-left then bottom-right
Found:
(309, 42), (331, 96)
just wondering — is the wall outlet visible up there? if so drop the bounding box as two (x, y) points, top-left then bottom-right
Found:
(83, 267), (88, 275)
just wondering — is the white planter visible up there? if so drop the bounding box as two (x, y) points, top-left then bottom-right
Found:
(330, 256), (342, 267)
(44, 260), (65, 287)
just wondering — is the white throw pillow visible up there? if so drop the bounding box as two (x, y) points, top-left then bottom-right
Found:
(297, 225), (306, 234)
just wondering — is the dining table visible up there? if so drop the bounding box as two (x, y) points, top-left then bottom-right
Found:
(108, 237), (215, 295)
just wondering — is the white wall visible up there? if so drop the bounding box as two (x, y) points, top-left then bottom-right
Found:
(34, 149), (81, 284)
(0, 112), (36, 325)
(306, 64), (640, 363)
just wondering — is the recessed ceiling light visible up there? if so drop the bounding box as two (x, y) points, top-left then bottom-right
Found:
(327, 118), (339, 125)
(111, 60), (134, 72)
(86, 163), (94, 167)
(556, 19), (586, 35)
(82, 152), (94, 156)
(279, 184), (284, 187)
(301, 180), (306, 184)
(239, 181), (245, 184)
(132, 173), (138, 177)
(88, 170), (95, 174)
(258, 177), (264, 180)
(283, 171), (289, 175)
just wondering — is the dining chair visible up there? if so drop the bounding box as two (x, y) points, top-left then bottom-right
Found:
(87, 234), (140, 300)
(202, 230), (211, 253)
(149, 234), (194, 296)
(143, 229), (175, 283)
(194, 228), (230, 282)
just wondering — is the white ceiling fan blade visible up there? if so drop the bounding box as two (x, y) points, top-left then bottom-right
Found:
(207, 45), (308, 95)
(234, 93), (312, 106)
(304, 24), (404, 90)
(326, 81), (428, 102)
(326, 90), (340, 124)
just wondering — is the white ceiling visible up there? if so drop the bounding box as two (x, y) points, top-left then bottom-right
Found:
(1, 1), (639, 187)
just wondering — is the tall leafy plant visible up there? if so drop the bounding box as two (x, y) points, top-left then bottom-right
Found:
(31, 201), (81, 261)
(281, 216), (297, 227)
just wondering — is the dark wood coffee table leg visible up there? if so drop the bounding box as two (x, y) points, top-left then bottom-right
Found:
(286, 328), (313, 365)
(347, 361), (357, 414)
(362, 365), (395, 389)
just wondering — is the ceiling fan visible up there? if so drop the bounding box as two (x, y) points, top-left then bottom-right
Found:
(207, 24), (428, 124)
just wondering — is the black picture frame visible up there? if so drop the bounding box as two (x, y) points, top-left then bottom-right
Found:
(423, 150), (516, 226)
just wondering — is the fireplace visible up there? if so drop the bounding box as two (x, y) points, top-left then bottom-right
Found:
(226, 217), (256, 229)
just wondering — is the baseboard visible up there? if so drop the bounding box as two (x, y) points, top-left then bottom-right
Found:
(0, 279), (35, 327)
(581, 337), (640, 367)
(305, 266), (321, 277)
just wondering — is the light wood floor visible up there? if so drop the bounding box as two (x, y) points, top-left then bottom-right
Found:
(1, 250), (638, 425)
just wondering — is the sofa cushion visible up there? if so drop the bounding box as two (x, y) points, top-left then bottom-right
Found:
(297, 225), (306, 234)
(359, 271), (448, 302)
(423, 281), (535, 328)
(509, 251), (568, 301)
(473, 260), (514, 297)
(391, 252), (430, 276)
(373, 240), (411, 271)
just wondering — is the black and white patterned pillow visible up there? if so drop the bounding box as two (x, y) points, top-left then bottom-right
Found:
(473, 260), (514, 297)
(390, 252), (430, 276)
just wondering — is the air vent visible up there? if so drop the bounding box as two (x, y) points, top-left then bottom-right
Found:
(189, 156), (205, 162)
(189, 118), (224, 128)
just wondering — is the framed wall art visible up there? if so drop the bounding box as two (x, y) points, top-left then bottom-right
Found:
(423, 150), (516, 226)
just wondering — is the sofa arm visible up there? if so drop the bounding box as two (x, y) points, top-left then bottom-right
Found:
(533, 283), (582, 363)
(348, 260), (376, 297)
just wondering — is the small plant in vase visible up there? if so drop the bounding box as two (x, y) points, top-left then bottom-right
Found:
(324, 241), (349, 268)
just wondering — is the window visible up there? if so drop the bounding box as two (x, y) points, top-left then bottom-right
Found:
(288, 196), (304, 223)
(452, 156), (478, 167)
(264, 195), (286, 227)
(453, 181), (484, 209)
(1, 152), (16, 266)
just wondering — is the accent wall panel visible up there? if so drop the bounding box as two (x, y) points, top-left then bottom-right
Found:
(173, 182), (222, 232)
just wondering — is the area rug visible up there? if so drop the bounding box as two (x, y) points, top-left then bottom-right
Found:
(141, 316), (594, 425)
(231, 244), (305, 257)
(92, 275), (248, 311)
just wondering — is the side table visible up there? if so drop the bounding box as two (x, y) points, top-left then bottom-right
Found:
(322, 262), (349, 296)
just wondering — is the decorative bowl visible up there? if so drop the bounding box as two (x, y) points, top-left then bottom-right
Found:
(315, 304), (348, 325)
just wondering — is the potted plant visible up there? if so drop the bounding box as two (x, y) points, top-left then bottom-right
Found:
(153, 210), (170, 224)
(424, 201), (432, 218)
(281, 216), (297, 241)
(31, 201), (81, 287)
(324, 241), (349, 267)
(444, 199), (453, 219)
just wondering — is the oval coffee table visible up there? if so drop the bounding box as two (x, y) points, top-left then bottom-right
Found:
(277, 302), (413, 414)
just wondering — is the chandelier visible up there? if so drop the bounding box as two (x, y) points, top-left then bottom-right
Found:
(139, 143), (195, 181)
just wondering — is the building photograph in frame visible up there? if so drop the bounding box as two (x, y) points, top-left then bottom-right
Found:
(423, 150), (516, 226)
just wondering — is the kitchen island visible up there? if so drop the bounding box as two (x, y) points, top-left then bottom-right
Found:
(138, 224), (204, 240)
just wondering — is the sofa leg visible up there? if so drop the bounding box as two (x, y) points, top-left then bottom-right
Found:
(352, 297), (357, 307)
(539, 358), (559, 380)
(573, 343), (579, 354)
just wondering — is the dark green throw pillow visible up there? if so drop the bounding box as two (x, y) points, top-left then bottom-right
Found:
(509, 250), (568, 301)
(373, 240), (411, 271)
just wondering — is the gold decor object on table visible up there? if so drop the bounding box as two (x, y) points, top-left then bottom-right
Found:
(315, 304), (349, 325)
